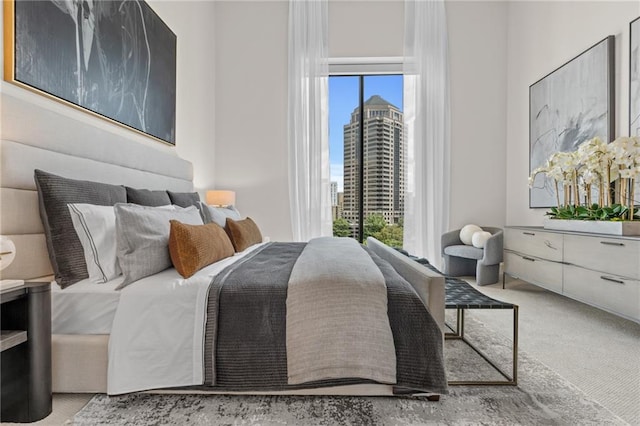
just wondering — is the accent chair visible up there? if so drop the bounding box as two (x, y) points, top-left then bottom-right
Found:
(441, 227), (503, 286)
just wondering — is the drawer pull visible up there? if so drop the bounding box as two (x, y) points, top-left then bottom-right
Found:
(600, 276), (625, 285)
(600, 241), (624, 247)
(523, 232), (535, 236)
(522, 256), (536, 262)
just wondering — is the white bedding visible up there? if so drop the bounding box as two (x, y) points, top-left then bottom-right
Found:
(107, 242), (267, 395)
(52, 277), (124, 334)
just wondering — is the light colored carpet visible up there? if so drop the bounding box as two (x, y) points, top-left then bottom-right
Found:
(465, 277), (640, 425)
(65, 315), (625, 425)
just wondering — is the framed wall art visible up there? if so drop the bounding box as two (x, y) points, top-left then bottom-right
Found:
(529, 36), (615, 208)
(3, 0), (177, 145)
(630, 17), (640, 137)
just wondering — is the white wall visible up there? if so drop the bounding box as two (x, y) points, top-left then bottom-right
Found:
(213, 1), (291, 241)
(214, 0), (508, 241)
(447, 1), (508, 229)
(505, 1), (640, 226)
(150, 1), (217, 193)
(329, 0), (404, 57)
(0, 1), (216, 194)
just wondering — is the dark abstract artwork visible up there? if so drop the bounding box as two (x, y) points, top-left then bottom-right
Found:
(7, 0), (176, 145)
(529, 36), (614, 208)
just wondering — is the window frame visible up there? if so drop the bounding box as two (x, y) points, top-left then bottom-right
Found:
(329, 57), (403, 242)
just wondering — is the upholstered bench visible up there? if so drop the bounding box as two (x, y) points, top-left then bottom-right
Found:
(394, 249), (518, 386)
(443, 276), (518, 385)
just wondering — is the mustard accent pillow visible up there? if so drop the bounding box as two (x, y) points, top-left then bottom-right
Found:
(225, 217), (263, 252)
(169, 220), (235, 278)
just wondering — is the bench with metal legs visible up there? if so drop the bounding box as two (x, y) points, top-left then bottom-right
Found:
(445, 302), (518, 386)
(394, 248), (519, 386)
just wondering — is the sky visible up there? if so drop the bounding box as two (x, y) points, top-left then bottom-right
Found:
(329, 75), (403, 192)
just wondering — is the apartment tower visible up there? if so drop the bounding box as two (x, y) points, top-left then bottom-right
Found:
(342, 95), (405, 229)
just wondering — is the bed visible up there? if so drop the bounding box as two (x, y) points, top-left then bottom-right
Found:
(0, 92), (447, 397)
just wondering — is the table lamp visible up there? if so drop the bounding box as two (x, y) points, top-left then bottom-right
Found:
(206, 190), (236, 207)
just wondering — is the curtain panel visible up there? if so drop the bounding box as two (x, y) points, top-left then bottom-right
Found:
(287, 0), (332, 242)
(403, 0), (451, 270)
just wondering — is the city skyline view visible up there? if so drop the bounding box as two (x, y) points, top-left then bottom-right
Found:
(329, 75), (403, 192)
(329, 75), (405, 245)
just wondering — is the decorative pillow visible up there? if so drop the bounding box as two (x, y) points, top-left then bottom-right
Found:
(68, 203), (121, 283)
(460, 224), (483, 245)
(472, 231), (492, 249)
(34, 169), (127, 288)
(167, 191), (201, 208)
(125, 187), (171, 206)
(200, 202), (242, 227)
(225, 217), (263, 252)
(114, 204), (203, 289)
(168, 221), (235, 278)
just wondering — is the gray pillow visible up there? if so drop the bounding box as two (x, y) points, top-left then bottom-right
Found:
(114, 204), (204, 289)
(200, 202), (242, 227)
(125, 187), (171, 206)
(167, 191), (200, 208)
(34, 169), (127, 288)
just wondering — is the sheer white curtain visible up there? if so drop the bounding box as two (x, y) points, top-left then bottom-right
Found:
(403, 0), (451, 270)
(287, 0), (332, 242)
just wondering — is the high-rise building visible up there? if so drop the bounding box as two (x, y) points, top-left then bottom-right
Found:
(342, 95), (404, 228)
(330, 181), (338, 206)
(332, 191), (344, 221)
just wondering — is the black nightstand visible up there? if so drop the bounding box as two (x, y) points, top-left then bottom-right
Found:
(1, 282), (52, 422)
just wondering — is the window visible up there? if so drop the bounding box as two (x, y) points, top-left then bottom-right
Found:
(329, 73), (404, 248)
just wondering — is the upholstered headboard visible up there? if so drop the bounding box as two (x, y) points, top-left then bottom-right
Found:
(0, 91), (194, 281)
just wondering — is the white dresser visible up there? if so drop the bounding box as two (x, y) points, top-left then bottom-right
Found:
(504, 226), (640, 323)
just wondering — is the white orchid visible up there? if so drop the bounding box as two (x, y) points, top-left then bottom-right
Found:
(581, 169), (598, 185)
(534, 136), (640, 217)
(528, 166), (547, 188)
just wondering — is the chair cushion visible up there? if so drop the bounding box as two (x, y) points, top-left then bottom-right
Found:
(444, 244), (484, 260)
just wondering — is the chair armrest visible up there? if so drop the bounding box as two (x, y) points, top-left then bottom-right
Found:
(441, 229), (462, 254)
(482, 230), (503, 265)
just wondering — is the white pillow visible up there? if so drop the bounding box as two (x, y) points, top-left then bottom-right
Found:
(68, 203), (121, 283)
(460, 224), (482, 245)
(472, 231), (492, 248)
(114, 204), (204, 289)
(200, 202), (242, 227)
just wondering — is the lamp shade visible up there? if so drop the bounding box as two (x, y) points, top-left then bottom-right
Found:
(206, 190), (236, 207)
(0, 236), (16, 271)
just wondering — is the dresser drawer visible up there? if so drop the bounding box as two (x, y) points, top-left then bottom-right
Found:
(563, 264), (640, 321)
(504, 228), (563, 262)
(564, 235), (640, 279)
(504, 251), (563, 293)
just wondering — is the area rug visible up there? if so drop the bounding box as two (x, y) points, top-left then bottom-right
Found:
(67, 316), (626, 425)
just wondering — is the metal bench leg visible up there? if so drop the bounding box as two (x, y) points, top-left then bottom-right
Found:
(445, 308), (464, 339)
(512, 305), (519, 385)
(448, 305), (518, 386)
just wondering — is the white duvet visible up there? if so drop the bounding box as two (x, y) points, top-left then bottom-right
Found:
(107, 243), (266, 395)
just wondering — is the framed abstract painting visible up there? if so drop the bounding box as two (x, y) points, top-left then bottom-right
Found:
(529, 36), (615, 208)
(3, 0), (177, 145)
